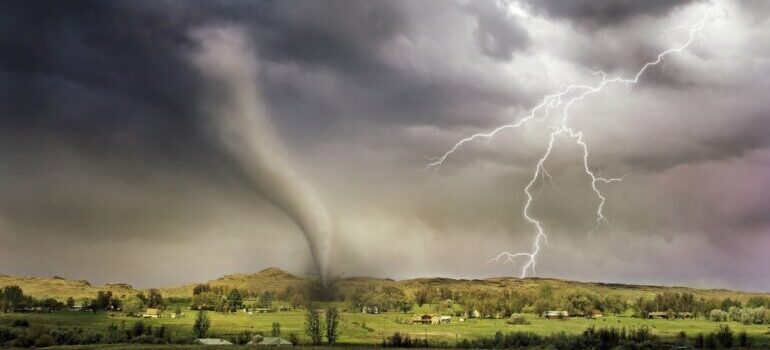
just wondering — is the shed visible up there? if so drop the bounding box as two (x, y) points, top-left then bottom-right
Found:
(541, 310), (569, 319)
(647, 311), (670, 319)
(196, 338), (233, 345)
(257, 337), (294, 346)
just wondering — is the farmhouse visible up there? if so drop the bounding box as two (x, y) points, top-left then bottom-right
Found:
(647, 311), (670, 319)
(411, 314), (438, 325)
(541, 310), (569, 319)
(142, 308), (161, 318)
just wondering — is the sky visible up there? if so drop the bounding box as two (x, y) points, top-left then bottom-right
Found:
(1, 0), (769, 291)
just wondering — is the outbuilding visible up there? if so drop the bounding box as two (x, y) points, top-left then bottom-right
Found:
(196, 338), (233, 345)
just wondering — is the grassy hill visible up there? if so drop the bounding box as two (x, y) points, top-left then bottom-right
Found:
(3, 268), (767, 302)
(0, 274), (137, 301)
(160, 267), (307, 298)
(336, 275), (768, 303)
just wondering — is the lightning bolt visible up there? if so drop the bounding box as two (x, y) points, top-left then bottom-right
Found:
(428, 9), (712, 278)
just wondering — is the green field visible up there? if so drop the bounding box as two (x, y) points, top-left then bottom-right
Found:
(3, 304), (770, 347)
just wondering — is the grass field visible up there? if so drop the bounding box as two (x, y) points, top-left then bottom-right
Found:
(3, 304), (770, 347)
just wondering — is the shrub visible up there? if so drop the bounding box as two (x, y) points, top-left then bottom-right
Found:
(288, 332), (299, 345)
(694, 333), (704, 348)
(11, 319), (29, 328)
(715, 325), (733, 348)
(0, 326), (21, 344)
(506, 314), (529, 325)
(383, 332), (427, 348)
(737, 331), (749, 348)
(131, 335), (165, 344)
(33, 334), (56, 348)
(703, 333), (717, 349)
(709, 309), (728, 322)
(49, 327), (84, 345)
(728, 306), (743, 322)
(232, 330), (252, 345)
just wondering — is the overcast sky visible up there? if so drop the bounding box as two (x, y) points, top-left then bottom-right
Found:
(1, 0), (769, 291)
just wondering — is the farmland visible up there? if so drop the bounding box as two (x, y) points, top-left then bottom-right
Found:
(2, 306), (770, 346)
(2, 268), (770, 348)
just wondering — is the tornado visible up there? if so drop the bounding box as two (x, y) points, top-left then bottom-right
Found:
(190, 27), (333, 285)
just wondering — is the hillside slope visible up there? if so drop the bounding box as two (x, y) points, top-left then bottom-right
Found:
(161, 267), (306, 298)
(3, 268), (767, 302)
(0, 274), (136, 301)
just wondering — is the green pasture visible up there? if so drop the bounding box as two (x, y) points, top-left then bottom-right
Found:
(2, 305), (770, 347)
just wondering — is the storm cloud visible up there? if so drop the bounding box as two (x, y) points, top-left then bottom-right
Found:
(0, 0), (769, 291)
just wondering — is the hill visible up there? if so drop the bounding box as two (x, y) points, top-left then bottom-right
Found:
(0, 274), (137, 301)
(160, 267), (306, 298)
(337, 275), (767, 303)
(3, 268), (767, 302)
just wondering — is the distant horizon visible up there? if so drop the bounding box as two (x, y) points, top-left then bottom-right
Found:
(4, 266), (768, 294)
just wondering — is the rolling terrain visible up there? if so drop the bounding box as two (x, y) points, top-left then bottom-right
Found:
(2, 268), (767, 303)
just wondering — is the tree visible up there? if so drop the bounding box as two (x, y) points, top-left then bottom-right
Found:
(258, 291), (274, 309)
(1, 285), (24, 312)
(191, 292), (213, 310)
(93, 291), (115, 312)
(147, 289), (164, 309)
(747, 296), (768, 308)
(439, 287), (452, 301)
(415, 287), (434, 307)
(305, 306), (323, 345)
(272, 322), (281, 337)
(66, 297), (76, 309)
(193, 284), (211, 296)
(325, 306), (339, 345)
(123, 296), (145, 316)
(193, 310), (211, 339)
(397, 299), (413, 313)
(227, 288), (243, 312)
(291, 293), (306, 310)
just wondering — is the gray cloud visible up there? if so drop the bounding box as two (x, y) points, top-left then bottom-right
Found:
(465, 1), (530, 61)
(522, 0), (703, 29)
(0, 0), (769, 291)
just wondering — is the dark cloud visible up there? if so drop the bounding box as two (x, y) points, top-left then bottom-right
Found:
(0, 0), (768, 291)
(523, 0), (702, 29)
(465, 2), (530, 61)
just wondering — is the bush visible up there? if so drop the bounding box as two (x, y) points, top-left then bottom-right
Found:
(506, 314), (529, 325)
(33, 334), (55, 348)
(0, 326), (21, 344)
(11, 319), (30, 327)
(715, 325), (733, 348)
(709, 309), (728, 322)
(694, 333), (705, 348)
(232, 330), (252, 345)
(382, 332), (428, 348)
(288, 332), (299, 345)
(737, 331), (749, 348)
(131, 335), (166, 344)
(728, 306), (743, 322)
(704, 333), (717, 349)
(49, 327), (84, 345)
